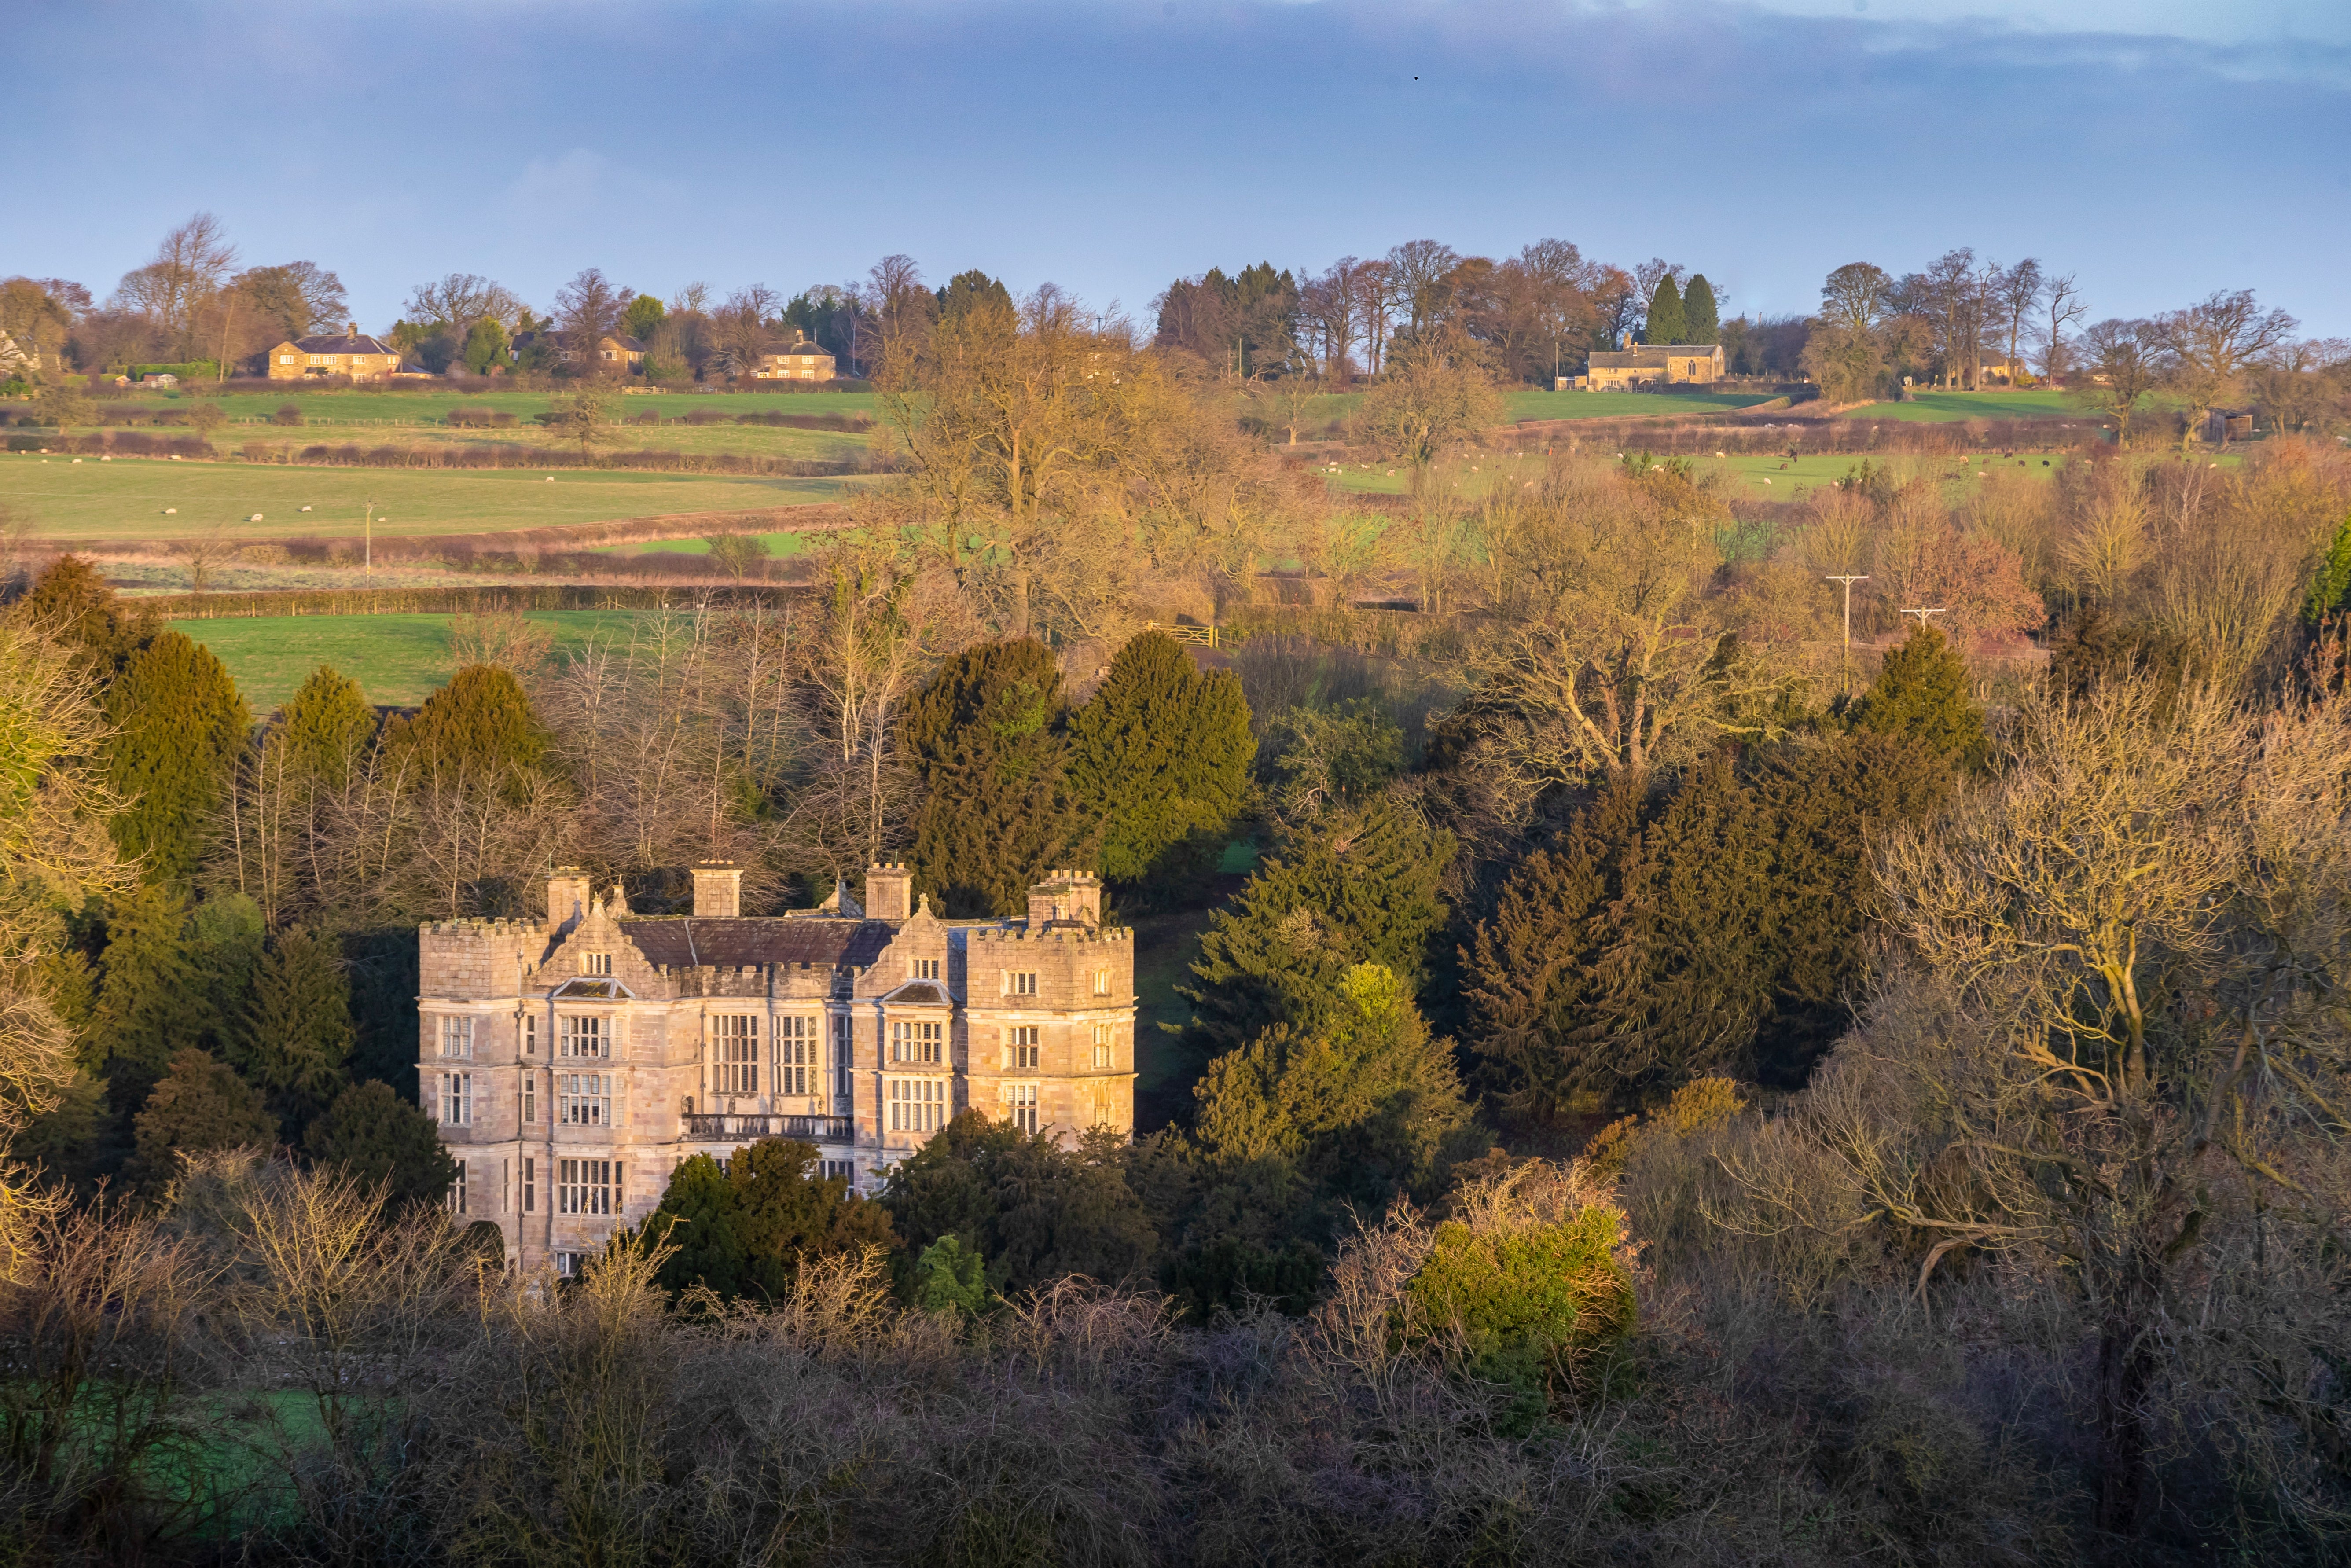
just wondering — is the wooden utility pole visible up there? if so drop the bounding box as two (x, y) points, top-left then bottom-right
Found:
(1899, 607), (1948, 627)
(1826, 574), (1868, 696)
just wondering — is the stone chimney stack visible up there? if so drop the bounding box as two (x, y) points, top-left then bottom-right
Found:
(547, 867), (592, 933)
(864, 863), (913, 922)
(691, 863), (743, 918)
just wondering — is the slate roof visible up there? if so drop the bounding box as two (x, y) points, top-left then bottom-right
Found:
(878, 979), (954, 1008)
(290, 334), (397, 355)
(764, 339), (833, 357)
(617, 916), (895, 970)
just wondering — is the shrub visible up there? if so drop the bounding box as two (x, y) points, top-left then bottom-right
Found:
(272, 403), (304, 426)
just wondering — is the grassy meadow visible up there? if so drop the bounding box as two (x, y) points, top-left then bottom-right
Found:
(106, 385), (879, 425)
(171, 609), (655, 708)
(591, 530), (813, 558)
(6, 454), (860, 542)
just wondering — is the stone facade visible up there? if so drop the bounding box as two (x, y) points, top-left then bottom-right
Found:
(267, 327), (401, 381)
(751, 333), (836, 381)
(417, 864), (1136, 1273)
(1580, 342), (1725, 391)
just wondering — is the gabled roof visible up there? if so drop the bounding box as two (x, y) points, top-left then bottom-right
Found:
(878, 979), (953, 1008)
(289, 334), (397, 355)
(762, 339), (834, 358)
(617, 916), (896, 970)
(606, 334), (647, 352)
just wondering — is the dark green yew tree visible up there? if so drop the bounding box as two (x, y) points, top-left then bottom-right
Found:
(104, 629), (251, 885)
(1068, 631), (1253, 890)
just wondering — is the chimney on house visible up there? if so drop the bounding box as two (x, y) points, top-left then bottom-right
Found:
(547, 867), (592, 933)
(347, 322), (359, 339)
(864, 863), (913, 922)
(691, 863), (743, 919)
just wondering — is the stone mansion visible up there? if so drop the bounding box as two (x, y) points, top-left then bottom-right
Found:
(417, 864), (1136, 1273)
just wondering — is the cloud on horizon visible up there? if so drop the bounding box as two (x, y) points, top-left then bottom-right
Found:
(13, 0), (2349, 334)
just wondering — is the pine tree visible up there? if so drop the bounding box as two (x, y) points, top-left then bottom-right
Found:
(1744, 731), (1952, 1082)
(1854, 624), (1987, 769)
(103, 629), (252, 885)
(1464, 774), (1662, 1118)
(1682, 275), (1720, 345)
(1179, 793), (1454, 1056)
(278, 664), (375, 787)
(88, 882), (203, 1103)
(385, 663), (546, 780)
(128, 1046), (278, 1189)
(1644, 274), (1686, 345)
(303, 1079), (455, 1208)
(11, 554), (154, 674)
(1067, 631), (1253, 890)
(1192, 964), (1474, 1206)
(722, 1136), (896, 1300)
(185, 892), (264, 1055)
(903, 640), (1091, 916)
(643, 1153), (751, 1299)
(233, 927), (355, 1130)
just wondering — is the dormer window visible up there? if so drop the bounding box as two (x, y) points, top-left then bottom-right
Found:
(582, 952), (613, 977)
(910, 957), (940, 980)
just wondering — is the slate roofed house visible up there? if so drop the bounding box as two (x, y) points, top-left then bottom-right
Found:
(267, 325), (402, 382)
(752, 331), (837, 381)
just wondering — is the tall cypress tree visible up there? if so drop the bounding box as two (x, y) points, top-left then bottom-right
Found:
(1855, 624), (1987, 769)
(1682, 275), (1720, 346)
(1179, 794), (1453, 1057)
(233, 927), (356, 1131)
(88, 882), (204, 1105)
(1068, 631), (1253, 892)
(104, 630), (252, 885)
(385, 663), (545, 780)
(1644, 275), (1686, 345)
(278, 664), (376, 787)
(1464, 774), (1662, 1119)
(904, 639), (1091, 916)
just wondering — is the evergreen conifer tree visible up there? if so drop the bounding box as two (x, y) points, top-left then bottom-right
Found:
(903, 640), (1091, 916)
(278, 664), (375, 787)
(128, 1046), (278, 1189)
(721, 1136), (896, 1300)
(386, 663), (546, 780)
(1191, 964), (1475, 1206)
(303, 1079), (455, 1208)
(1682, 275), (1720, 345)
(103, 630), (252, 885)
(643, 1153), (751, 1299)
(1854, 624), (1987, 769)
(233, 927), (355, 1130)
(1644, 275), (1686, 345)
(1068, 631), (1253, 891)
(185, 892), (264, 1056)
(11, 554), (153, 674)
(1464, 774), (1663, 1118)
(88, 883), (203, 1103)
(1179, 793), (1453, 1056)
(2304, 510), (2351, 625)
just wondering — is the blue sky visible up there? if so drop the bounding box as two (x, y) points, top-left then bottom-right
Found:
(10, 0), (2348, 334)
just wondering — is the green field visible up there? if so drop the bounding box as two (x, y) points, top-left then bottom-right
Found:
(172, 610), (654, 708)
(1319, 446), (2106, 502)
(7, 455), (859, 541)
(1838, 389), (2101, 423)
(106, 386), (879, 424)
(1505, 389), (1782, 422)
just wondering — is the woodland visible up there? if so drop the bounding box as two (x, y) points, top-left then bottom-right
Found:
(0, 255), (2350, 1567)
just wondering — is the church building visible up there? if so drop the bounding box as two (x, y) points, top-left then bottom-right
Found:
(416, 863), (1136, 1273)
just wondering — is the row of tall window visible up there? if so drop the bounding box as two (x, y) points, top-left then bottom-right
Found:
(444, 1156), (620, 1219)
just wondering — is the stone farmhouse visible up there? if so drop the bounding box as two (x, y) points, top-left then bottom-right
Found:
(1577, 342), (1726, 391)
(751, 331), (837, 381)
(417, 863), (1136, 1274)
(266, 326), (401, 381)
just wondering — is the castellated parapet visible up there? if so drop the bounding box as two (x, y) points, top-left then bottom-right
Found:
(416, 867), (1136, 1277)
